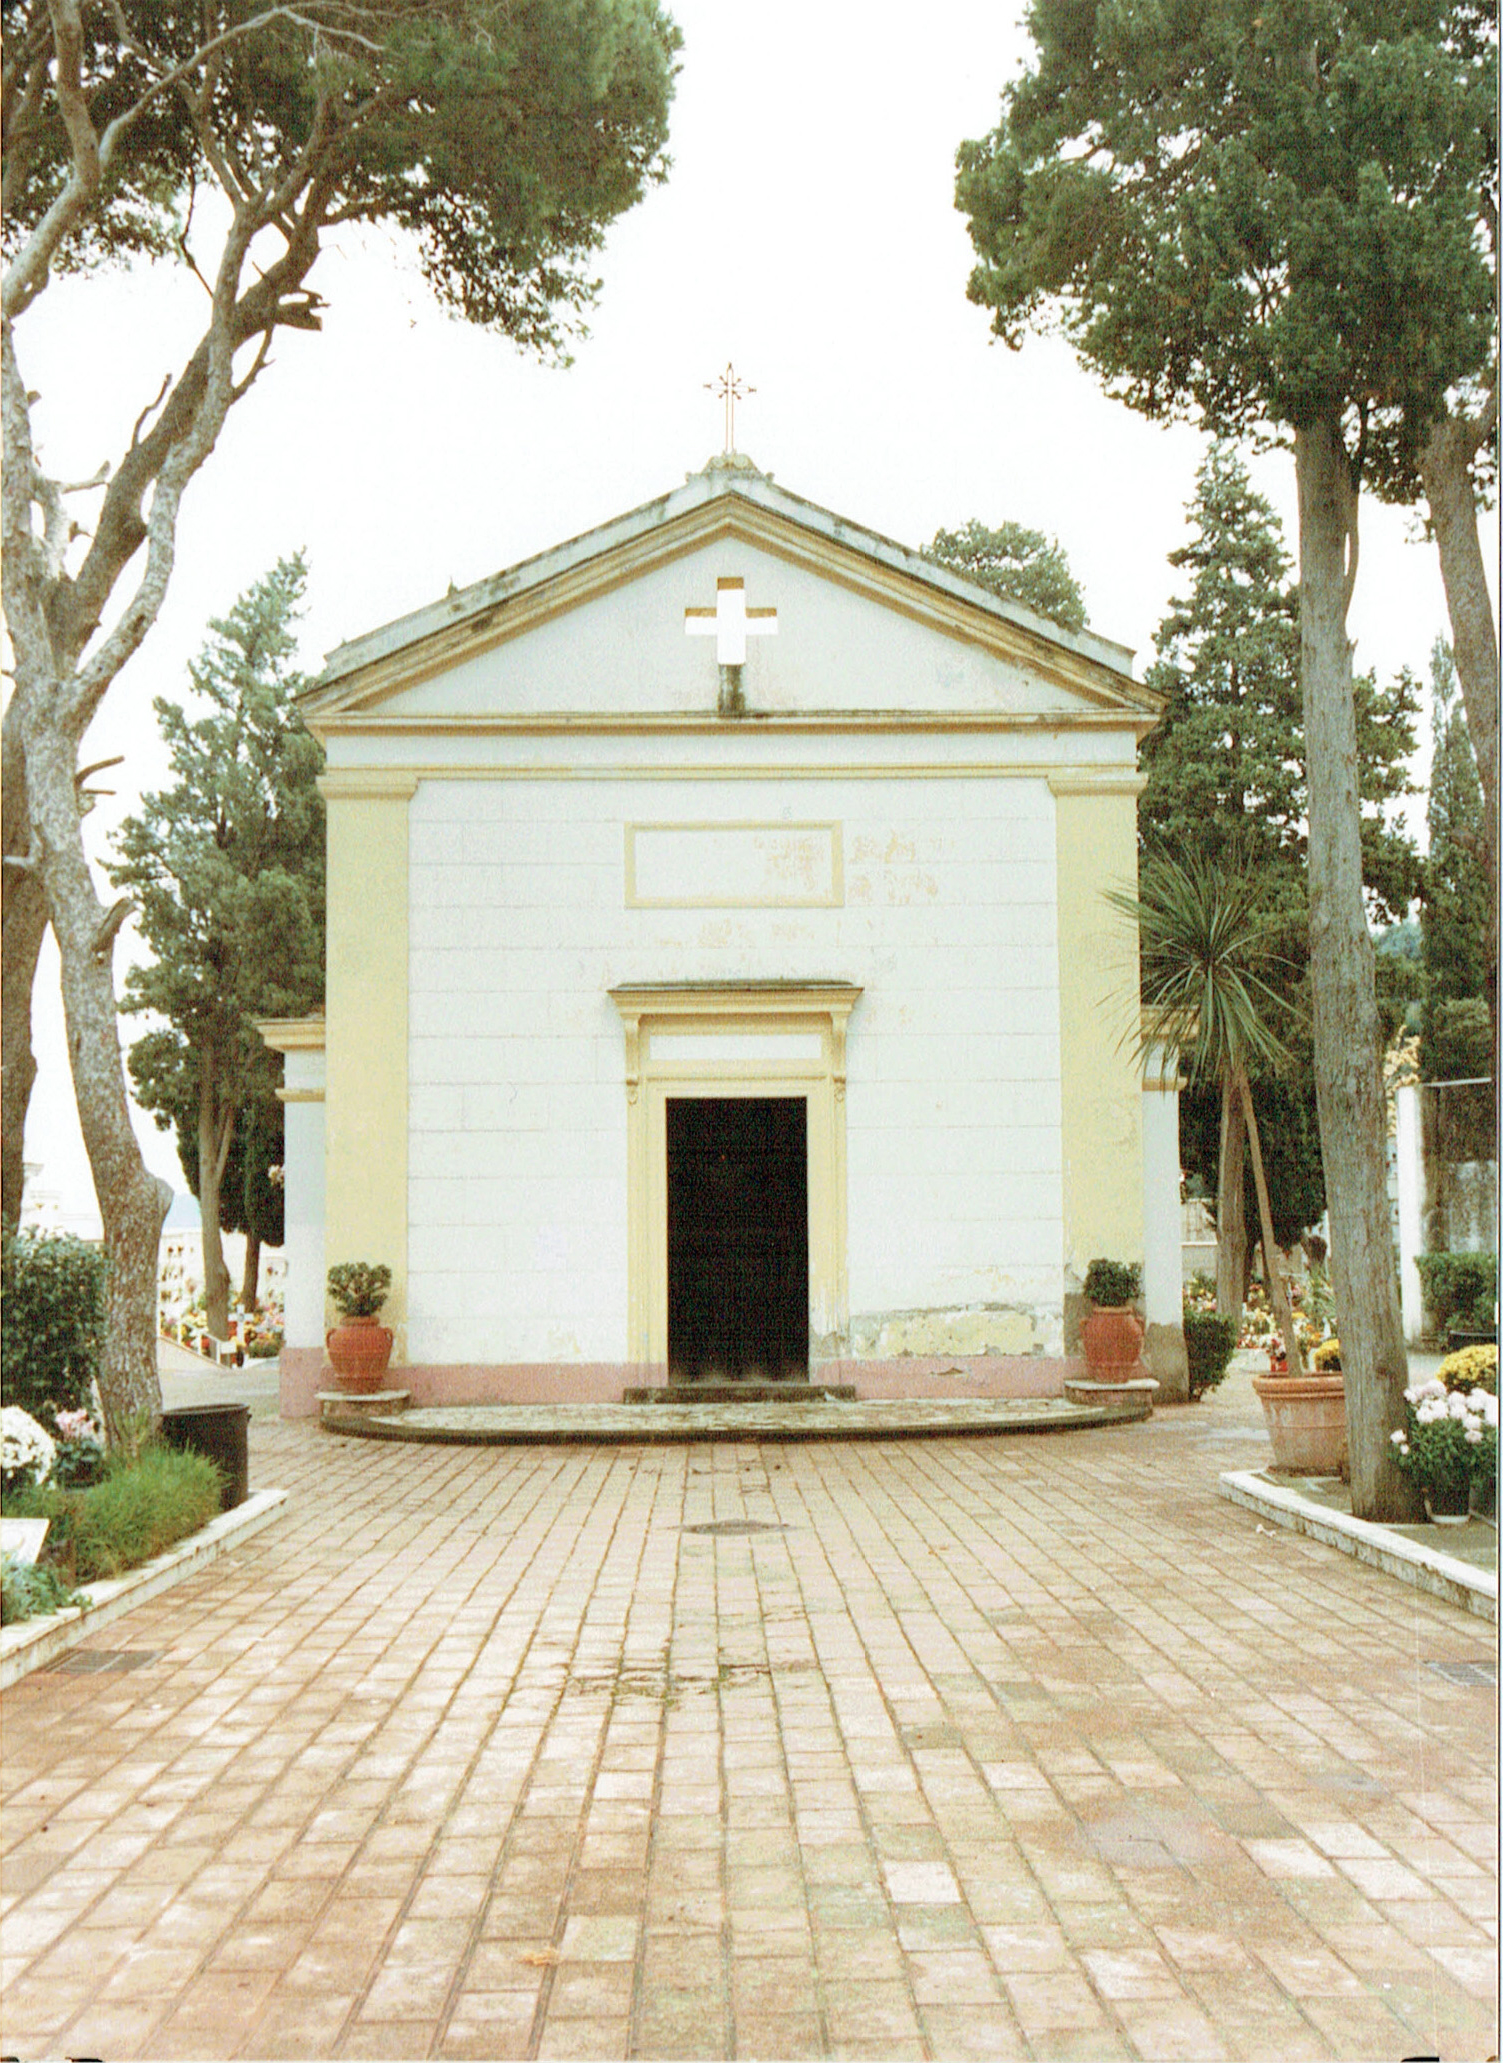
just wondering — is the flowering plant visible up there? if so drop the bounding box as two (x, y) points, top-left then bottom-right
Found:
(1, 1407), (57, 1494)
(1391, 1378), (1498, 1511)
(1437, 1344), (1497, 1397)
(49, 1409), (105, 1489)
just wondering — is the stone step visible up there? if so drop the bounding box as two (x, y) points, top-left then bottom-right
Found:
(621, 1381), (859, 1404)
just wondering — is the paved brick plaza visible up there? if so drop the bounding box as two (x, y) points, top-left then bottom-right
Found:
(1, 1366), (1496, 2061)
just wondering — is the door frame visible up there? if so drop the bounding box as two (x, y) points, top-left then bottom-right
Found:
(609, 984), (860, 1365)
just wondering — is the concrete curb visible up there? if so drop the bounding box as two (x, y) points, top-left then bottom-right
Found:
(0, 1488), (288, 1690)
(1219, 1469), (1497, 1621)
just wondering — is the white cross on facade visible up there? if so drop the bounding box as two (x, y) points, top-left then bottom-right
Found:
(685, 576), (778, 666)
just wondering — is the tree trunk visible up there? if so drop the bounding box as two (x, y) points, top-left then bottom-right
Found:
(1215, 1077), (1247, 1319)
(1420, 413), (1499, 1077)
(1237, 1070), (1303, 1373)
(241, 1229), (262, 1311)
(197, 1067), (236, 1340)
(1, 699), (47, 1230)
(1294, 419), (1417, 1521)
(18, 710), (170, 1453)
(1, 873), (47, 1232)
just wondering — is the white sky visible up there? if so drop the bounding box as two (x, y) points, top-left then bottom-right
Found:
(15, 0), (1493, 1233)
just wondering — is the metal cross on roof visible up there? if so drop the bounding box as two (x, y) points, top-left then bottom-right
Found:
(685, 576), (778, 666)
(706, 362), (753, 452)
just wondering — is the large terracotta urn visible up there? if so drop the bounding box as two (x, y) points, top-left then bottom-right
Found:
(1252, 1371), (1347, 1474)
(326, 1315), (395, 1393)
(1081, 1304), (1147, 1383)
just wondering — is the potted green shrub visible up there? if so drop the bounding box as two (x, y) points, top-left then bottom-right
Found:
(1080, 1259), (1145, 1382)
(325, 1263), (395, 1392)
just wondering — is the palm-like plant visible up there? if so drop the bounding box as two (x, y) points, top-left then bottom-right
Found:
(1111, 849), (1306, 1375)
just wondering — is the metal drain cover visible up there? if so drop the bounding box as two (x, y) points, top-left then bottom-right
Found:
(683, 1519), (786, 1537)
(45, 1648), (161, 1674)
(1426, 1660), (1497, 1687)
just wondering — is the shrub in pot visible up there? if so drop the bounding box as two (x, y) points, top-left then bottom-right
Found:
(325, 1263), (394, 1392)
(1080, 1259), (1144, 1382)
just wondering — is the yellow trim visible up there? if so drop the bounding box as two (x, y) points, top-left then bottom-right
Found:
(317, 771), (419, 800)
(623, 821), (844, 909)
(276, 1087), (325, 1104)
(1053, 787), (1144, 1282)
(324, 787), (410, 1354)
(304, 498), (1155, 724)
(1047, 771), (1149, 797)
(255, 1014), (326, 1054)
(608, 985), (860, 1363)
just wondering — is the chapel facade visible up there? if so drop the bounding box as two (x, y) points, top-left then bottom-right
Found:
(264, 455), (1176, 1414)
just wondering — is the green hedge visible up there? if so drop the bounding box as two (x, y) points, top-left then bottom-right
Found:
(0, 1230), (107, 1428)
(1415, 1252), (1498, 1335)
(1183, 1311), (1238, 1400)
(3, 1446), (221, 1583)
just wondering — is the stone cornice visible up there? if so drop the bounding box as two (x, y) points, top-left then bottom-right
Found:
(304, 483), (1158, 732)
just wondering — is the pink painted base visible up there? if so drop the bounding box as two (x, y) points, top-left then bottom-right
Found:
(278, 1350), (1078, 1421)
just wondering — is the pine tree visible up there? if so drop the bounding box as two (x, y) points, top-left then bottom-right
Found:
(1421, 641), (1492, 1082)
(110, 560), (324, 1339)
(1140, 446), (1419, 1313)
(924, 520), (1087, 632)
(1140, 447), (1303, 866)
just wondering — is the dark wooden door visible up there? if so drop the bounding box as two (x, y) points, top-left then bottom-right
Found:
(666, 1097), (809, 1381)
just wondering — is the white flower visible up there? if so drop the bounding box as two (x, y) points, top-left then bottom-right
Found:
(1449, 1392), (1469, 1420)
(1, 1407), (56, 1486)
(1404, 1377), (1447, 1410)
(1465, 1428), (1483, 1444)
(1390, 1429), (1407, 1446)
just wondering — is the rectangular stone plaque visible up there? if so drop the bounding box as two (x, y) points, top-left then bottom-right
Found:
(626, 823), (842, 907)
(1, 1517), (49, 1565)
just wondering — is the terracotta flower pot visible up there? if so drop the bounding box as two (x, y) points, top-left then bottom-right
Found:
(1252, 1371), (1347, 1474)
(1081, 1304), (1146, 1383)
(326, 1315), (395, 1392)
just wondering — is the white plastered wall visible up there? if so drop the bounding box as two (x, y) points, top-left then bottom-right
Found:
(405, 769), (1065, 1364)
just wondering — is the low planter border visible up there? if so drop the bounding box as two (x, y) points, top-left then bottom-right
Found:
(1219, 1469), (1496, 1622)
(1, 1487), (287, 1690)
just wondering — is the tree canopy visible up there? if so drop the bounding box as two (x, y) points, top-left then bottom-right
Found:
(923, 518), (1087, 631)
(957, 2), (1494, 460)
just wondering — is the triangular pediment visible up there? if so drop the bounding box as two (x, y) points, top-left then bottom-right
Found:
(303, 464), (1158, 735)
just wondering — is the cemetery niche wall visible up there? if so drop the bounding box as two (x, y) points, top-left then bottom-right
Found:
(264, 455), (1164, 1415)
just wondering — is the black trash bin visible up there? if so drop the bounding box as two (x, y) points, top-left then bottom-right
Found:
(159, 1404), (250, 1511)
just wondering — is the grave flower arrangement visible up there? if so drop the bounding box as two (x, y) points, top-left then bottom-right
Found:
(48, 1410), (105, 1489)
(1391, 1377), (1498, 1517)
(2, 1408), (56, 1495)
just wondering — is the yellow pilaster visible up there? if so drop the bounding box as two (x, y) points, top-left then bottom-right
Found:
(1049, 772), (1146, 1282)
(320, 771), (416, 1354)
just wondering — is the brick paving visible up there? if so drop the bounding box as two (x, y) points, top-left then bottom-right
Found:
(1, 1364), (1496, 2061)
